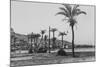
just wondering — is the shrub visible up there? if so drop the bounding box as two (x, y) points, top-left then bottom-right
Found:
(28, 48), (33, 53)
(37, 47), (47, 53)
(57, 48), (67, 56)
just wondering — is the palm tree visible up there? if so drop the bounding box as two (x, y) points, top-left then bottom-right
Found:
(44, 35), (48, 47)
(19, 39), (26, 50)
(11, 34), (15, 45)
(56, 4), (86, 57)
(12, 32), (17, 48)
(40, 30), (46, 41)
(31, 33), (37, 46)
(27, 34), (30, 45)
(35, 34), (41, 48)
(11, 33), (16, 51)
(48, 26), (51, 53)
(50, 28), (57, 48)
(59, 32), (66, 48)
(27, 32), (36, 53)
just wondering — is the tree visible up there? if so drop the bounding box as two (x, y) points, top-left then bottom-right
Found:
(19, 39), (27, 50)
(27, 32), (36, 53)
(59, 32), (66, 48)
(35, 33), (41, 48)
(56, 4), (86, 57)
(44, 35), (48, 46)
(12, 32), (17, 48)
(48, 26), (51, 53)
(19, 39), (24, 48)
(40, 30), (46, 41)
(50, 28), (57, 49)
(11, 34), (15, 45)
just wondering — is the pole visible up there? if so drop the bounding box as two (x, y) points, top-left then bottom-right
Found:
(49, 26), (50, 53)
(62, 35), (63, 48)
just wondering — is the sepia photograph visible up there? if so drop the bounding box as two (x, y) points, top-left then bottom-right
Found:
(10, 0), (95, 67)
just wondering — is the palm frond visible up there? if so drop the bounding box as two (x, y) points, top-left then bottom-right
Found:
(59, 32), (66, 36)
(58, 32), (62, 36)
(72, 5), (80, 16)
(68, 18), (77, 26)
(59, 7), (67, 13)
(55, 12), (67, 17)
(72, 8), (80, 16)
(62, 4), (72, 16)
(77, 11), (87, 15)
(73, 5), (79, 10)
(59, 7), (70, 17)
(50, 28), (57, 32)
(41, 30), (46, 34)
(72, 5), (87, 17)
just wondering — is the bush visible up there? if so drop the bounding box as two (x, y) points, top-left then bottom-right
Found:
(57, 48), (67, 56)
(28, 48), (33, 53)
(37, 47), (47, 53)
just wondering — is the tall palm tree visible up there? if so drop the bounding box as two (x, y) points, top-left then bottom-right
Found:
(50, 28), (57, 48)
(56, 4), (86, 57)
(50, 28), (57, 38)
(59, 32), (66, 48)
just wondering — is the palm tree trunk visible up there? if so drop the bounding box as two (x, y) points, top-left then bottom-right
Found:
(40, 34), (43, 42)
(28, 37), (29, 45)
(42, 35), (43, 40)
(71, 26), (75, 57)
(29, 36), (33, 53)
(49, 26), (51, 53)
(34, 38), (36, 47)
(53, 32), (54, 48)
(62, 35), (63, 48)
(53, 31), (55, 38)
(31, 37), (33, 48)
(36, 37), (39, 48)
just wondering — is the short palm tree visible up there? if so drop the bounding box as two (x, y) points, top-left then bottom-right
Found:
(35, 34), (41, 47)
(56, 4), (86, 57)
(50, 28), (57, 48)
(40, 30), (46, 41)
(44, 35), (48, 47)
(59, 32), (66, 48)
(27, 32), (35, 53)
(31, 33), (36, 46)
(27, 34), (30, 44)
(44, 35), (48, 41)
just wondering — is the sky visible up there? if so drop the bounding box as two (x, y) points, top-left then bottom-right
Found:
(11, 1), (95, 45)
